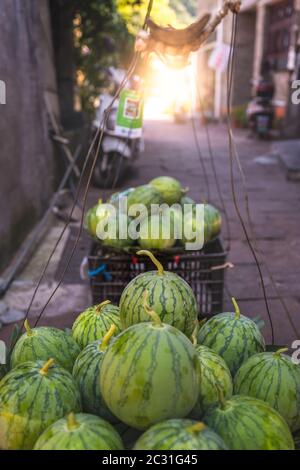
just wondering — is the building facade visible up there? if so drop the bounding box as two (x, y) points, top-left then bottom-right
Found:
(197, 0), (300, 135)
(0, 0), (59, 271)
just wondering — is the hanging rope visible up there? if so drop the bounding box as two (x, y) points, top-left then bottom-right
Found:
(225, 25), (300, 340)
(226, 14), (275, 344)
(191, 109), (211, 202)
(26, 1), (155, 329)
(193, 76), (232, 252)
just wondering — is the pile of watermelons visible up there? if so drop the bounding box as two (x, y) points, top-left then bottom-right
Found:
(84, 176), (222, 252)
(0, 250), (299, 450)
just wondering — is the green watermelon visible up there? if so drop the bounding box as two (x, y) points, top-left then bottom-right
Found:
(84, 205), (98, 237)
(138, 213), (176, 251)
(205, 204), (222, 239)
(181, 204), (212, 247)
(190, 345), (233, 419)
(149, 176), (188, 205)
(133, 419), (228, 450)
(180, 195), (196, 208)
(72, 324), (117, 422)
(0, 359), (81, 450)
(234, 348), (300, 432)
(33, 412), (123, 450)
(127, 184), (164, 213)
(109, 188), (135, 211)
(197, 298), (265, 375)
(203, 395), (294, 450)
(97, 212), (134, 250)
(119, 250), (198, 337)
(84, 199), (115, 238)
(10, 320), (80, 372)
(100, 295), (200, 430)
(72, 300), (121, 349)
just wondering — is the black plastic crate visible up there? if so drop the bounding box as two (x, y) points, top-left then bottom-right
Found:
(88, 238), (227, 318)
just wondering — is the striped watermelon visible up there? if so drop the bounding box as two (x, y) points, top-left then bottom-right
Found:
(99, 212), (134, 250)
(109, 188), (135, 209)
(119, 250), (198, 337)
(33, 412), (124, 450)
(197, 298), (265, 375)
(72, 325), (117, 422)
(72, 300), (121, 349)
(127, 184), (164, 213)
(190, 345), (233, 419)
(133, 420), (228, 450)
(234, 348), (300, 432)
(84, 205), (99, 237)
(180, 195), (196, 207)
(203, 395), (294, 450)
(138, 213), (176, 251)
(181, 204), (212, 247)
(205, 204), (222, 239)
(84, 199), (115, 238)
(149, 176), (188, 205)
(100, 294), (200, 430)
(0, 359), (81, 450)
(10, 320), (80, 372)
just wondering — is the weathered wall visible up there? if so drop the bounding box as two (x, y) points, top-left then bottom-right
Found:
(0, 0), (58, 271)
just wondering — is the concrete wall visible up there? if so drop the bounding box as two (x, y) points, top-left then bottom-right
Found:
(0, 0), (58, 271)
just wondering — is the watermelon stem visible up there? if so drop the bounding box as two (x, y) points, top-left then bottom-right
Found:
(216, 385), (226, 409)
(137, 250), (164, 276)
(191, 322), (199, 346)
(274, 347), (289, 358)
(100, 324), (117, 351)
(96, 300), (111, 314)
(24, 319), (33, 336)
(39, 358), (55, 376)
(187, 422), (206, 434)
(66, 412), (80, 431)
(143, 291), (163, 327)
(232, 297), (241, 319)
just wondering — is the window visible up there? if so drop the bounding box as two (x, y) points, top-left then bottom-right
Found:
(266, 0), (294, 70)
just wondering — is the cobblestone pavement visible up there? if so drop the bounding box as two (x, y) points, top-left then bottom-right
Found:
(1, 119), (300, 348)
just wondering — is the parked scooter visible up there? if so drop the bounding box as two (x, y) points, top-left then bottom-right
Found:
(247, 77), (275, 139)
(92, 68), (144, 188)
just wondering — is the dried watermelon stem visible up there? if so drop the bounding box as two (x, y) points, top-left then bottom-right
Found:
(216, 385), (226, 410)
(274, 347), (289, 358)
(24, 319), (33, 337)
(143, 291), (162, 327)
(39, 358), (55, 376)
(66, 412), (80, 431)
(137, 250), (164, 276)
(96, 300), (111, 314)
(191, 322), (199, 346)
(232, 297), (241, 319)
(187, 422), (206, 434)
(100, 324), (117, 351)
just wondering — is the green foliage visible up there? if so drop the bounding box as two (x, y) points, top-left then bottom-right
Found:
(73, 0), (133, 112)
(73, 1), (198, 112)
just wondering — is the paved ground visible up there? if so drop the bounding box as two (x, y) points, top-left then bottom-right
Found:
(1, 119), (300, 348)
